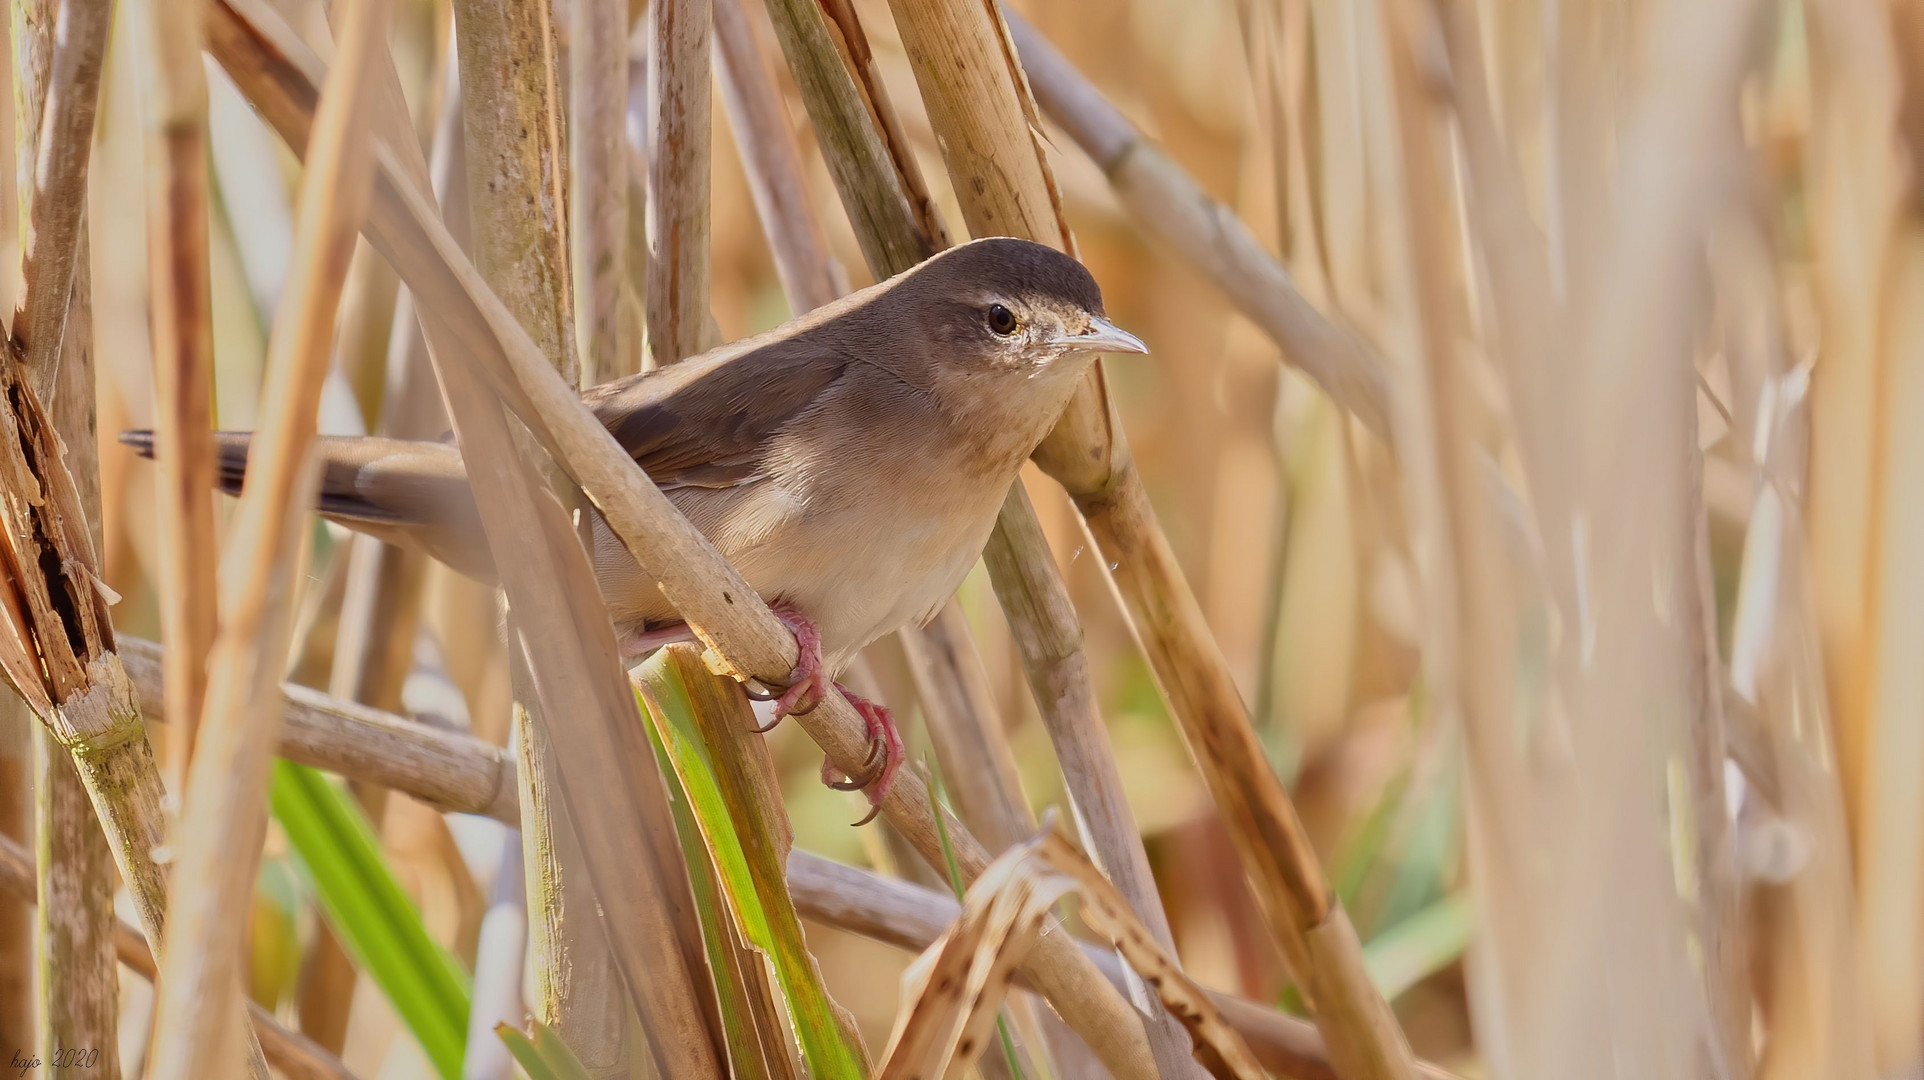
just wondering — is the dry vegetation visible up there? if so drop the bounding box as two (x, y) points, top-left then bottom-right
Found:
(0, 0), (1915, 1077)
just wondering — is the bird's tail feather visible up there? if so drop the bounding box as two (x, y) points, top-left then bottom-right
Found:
(117, 429), (498, 581)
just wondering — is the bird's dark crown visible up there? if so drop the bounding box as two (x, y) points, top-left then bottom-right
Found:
(906, 237), (1106, 317)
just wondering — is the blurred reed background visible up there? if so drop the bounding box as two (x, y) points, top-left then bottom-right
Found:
(0, 0), (1916, 1075)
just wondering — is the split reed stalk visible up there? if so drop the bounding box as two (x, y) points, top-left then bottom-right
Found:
(32, 236), (118, 1080)
(13, 0), (118, 1060)
(144, 0), (387, 1070)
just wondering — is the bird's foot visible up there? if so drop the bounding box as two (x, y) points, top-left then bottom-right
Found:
(820, 683), (904, 826)
(746, 602), (830, 733)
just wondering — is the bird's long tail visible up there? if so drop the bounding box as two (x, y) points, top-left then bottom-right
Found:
(118, 430), (499, 582)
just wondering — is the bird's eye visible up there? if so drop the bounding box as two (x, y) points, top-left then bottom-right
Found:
(987, 303), (1019, 336)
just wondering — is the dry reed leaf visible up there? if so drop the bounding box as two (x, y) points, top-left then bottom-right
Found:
(878, 837), (1075, 1080)
(879, 823), (1267, 1080)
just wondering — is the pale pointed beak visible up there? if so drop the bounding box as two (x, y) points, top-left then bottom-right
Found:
(1062, 316), (1148, 354)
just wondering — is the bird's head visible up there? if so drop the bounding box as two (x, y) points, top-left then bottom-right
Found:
(894, 237), (1147, 385)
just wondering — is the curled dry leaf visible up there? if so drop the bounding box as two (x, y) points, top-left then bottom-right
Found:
(879, 821), (1266, 1080)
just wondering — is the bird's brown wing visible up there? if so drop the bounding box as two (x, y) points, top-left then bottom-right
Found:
(121, 335), (856, 587)
(584, 334), (856, 490)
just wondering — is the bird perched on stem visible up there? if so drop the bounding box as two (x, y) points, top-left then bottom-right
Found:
(124, 237), (1146, 819)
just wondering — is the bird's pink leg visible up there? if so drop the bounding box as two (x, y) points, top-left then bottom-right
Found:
(753, 602), (830, 733)
(619, 622), (700, 660)
(646, 603), (899, 822)
(820, 683), (904, 825)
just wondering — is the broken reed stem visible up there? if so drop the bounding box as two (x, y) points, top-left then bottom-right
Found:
(1002, 9), (1393, 441)
(15, 0), (118, 1059)
(901, 607), (1109, 1080)
(0, 103), (182, 1080)
(131, 0), (218, 789)
(713, 0), (838, 314)
(145, 0), (387, 1071)
(571, 0), (627, 383)
(37, 296), (117, 1080)
(645, 0), (711, 363)
(198, 4), (1151, 1071)
(0, 832), (363, 1080)
(35, 220), (116, 1075)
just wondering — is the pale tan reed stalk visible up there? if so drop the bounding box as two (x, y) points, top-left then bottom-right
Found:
(713, 0), (839, 314)
(645, 0), (711, 363)
(1803, 0), (1924, 1067)
(448, 0), (634, 1062)
(572, 0), (628, 383)
(131, 0), (217, 793)
(145, 0), (387, 1069)
(294, 4), (450, 1053)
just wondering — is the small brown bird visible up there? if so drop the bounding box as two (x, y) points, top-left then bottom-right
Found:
(124, 237), (1146, 814)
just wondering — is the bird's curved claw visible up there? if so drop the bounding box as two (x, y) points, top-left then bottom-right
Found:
(745, 602), (829, 733)
(820, 683), (904, 826)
